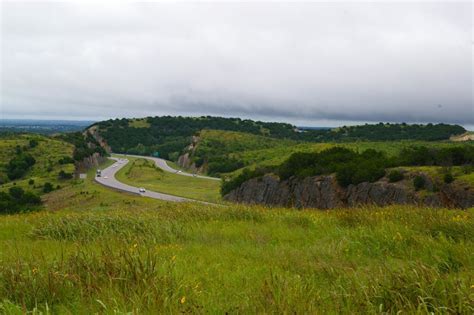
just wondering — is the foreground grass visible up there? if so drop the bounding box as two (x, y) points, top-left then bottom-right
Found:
(1, 201), (473, 313)
(115, 156), (222, 203)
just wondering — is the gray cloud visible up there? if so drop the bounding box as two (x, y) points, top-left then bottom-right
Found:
(1, 1), (472, 127)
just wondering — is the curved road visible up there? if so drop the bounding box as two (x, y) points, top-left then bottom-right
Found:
(115, 154), (220, 181)
(94, 155), (219, 203)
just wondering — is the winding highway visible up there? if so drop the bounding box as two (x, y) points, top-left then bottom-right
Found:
(115, 154), (220, 181)
(94, 155), (219, 203)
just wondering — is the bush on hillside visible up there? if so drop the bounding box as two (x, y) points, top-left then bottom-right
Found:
(279, 147), (387, 187)
(58, 156), (75, 164)
(6, 153), (36, 180)
(207, 157), (245, 176)
(0, 187), (41, 214)
(388, 170), (404, 182)
(397, 146), (474, 167)
(58, 170), (73, 180)
(29, 139), (39, 148)
(413, 176), (425, 191)
(43, 182), (54, 193)
(443, 173), (454, 184)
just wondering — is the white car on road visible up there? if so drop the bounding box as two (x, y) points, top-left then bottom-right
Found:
(139, 187), (146, 193)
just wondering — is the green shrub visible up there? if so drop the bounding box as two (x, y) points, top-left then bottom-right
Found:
(43, 182), (54, 193)
(413, 176), (425, 191)
(58, 156), (74, 164)
(58, 170), (73, 180)
(6, 153), (36, 180)
(0, 188), (41, 214)
(29, 139), (38, 148)
(388, 170), (404, 182)
(443, 173), (454, 184)
(28, 179), (34, 185)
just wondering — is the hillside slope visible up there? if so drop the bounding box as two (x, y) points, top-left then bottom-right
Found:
(89, 116), (466, 163)
(0, 134), (75, 193)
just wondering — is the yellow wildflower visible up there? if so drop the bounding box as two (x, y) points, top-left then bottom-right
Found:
(180, 296), (186, 304)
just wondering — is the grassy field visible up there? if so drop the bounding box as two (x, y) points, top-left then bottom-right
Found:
(114, 156), (222, 203)
(0, 196), (473, 313)
(0, 134), (75, 193)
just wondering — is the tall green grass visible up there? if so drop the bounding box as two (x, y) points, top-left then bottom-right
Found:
(1, 205), (473, 313)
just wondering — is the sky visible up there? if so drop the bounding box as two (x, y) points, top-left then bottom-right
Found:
(1, 1), (473, 128)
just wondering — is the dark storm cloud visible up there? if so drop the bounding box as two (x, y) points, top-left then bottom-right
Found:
(1, 1), (472, 126)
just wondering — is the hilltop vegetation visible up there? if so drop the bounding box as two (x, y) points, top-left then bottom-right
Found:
(92, 116), (297, 160)
(90, 116), (466, 162)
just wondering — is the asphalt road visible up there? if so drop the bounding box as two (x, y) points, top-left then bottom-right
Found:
(94, 155), (219, 204)
(95, 157), (194, 202)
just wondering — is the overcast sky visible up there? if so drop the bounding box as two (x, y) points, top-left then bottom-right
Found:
(1, 1), (472, 127)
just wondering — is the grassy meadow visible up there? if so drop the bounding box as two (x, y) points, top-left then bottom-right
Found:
(0, 135), (473, 313)
(114, 156), (222, 203)
(1, 195), (473, 313)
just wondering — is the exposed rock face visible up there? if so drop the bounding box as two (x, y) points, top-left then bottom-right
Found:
(224, 174), (474, 209)
(177, 135), (207, 174)
(87, 126), (112, 154)
(75, 152), (108, 174)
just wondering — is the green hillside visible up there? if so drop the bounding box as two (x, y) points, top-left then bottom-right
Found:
(185, 129), (474, 177)
(90, 116), (466, 162)
(0, 134), (75, 194)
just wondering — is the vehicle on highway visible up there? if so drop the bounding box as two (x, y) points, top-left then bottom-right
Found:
(96, 169), (101, 177)
(139, 187), (146, 193)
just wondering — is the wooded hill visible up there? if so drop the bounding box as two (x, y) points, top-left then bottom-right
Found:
(89, 116), (466, 160)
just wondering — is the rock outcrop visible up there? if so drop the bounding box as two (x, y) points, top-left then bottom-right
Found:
(75, 152), (108, 174)
(224, 173), (474, 209)
(177, 135), (207, 174)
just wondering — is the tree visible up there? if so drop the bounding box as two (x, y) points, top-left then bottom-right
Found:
(413, 176), (425, 191)
(443, 173), (454, 184)
(29, 139), (39, 148)
(43, 182), (54, 193)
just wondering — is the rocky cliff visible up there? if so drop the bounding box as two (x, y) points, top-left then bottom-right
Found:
(75, 152), (108, 174)
(177, 135), (207, 174)
(224, 173), (474, 209)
